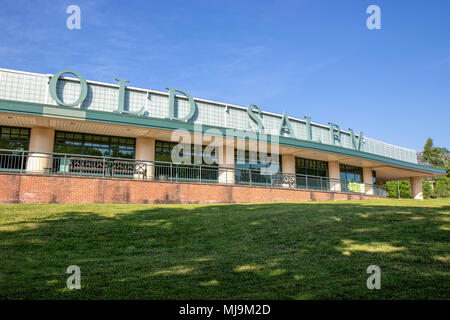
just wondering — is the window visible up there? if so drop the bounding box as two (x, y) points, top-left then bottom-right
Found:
(0, 126), (30, 151)
(0, 126), (30, 171)
(295, 157), (329, 190)
(155, 141), (217, 165)
(339, 164), (363, 182)
(340, 164), (363, 192)
(154, 140), (218, 182)
(295, 157), (329, 177)
(234, 149), (281, 185)
(54, 131), (135, 159)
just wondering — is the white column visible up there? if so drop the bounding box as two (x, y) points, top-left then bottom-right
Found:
(329, 161), (341, 192)
(135, 137), (155, 180)
(363, 167), (374, 195)
(218, 141), (234, 184)
(26, 127), (55, 173)
(410, 176), (423, 200)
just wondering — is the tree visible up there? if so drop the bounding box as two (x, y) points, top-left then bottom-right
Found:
(422, 180), (432, 199)
(385, 180), (412, 198)
(419, 138), (450, 198)
(444, 148), (450, 177)
(421, 138), (445, 168)
(434, 177), (450, 198)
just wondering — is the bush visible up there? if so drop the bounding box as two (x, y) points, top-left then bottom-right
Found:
(385, 180), (412, 198)
(422, 180), (432, 199)
(434, 177), (450, 198)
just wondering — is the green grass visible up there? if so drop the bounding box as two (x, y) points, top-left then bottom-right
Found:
(0, 199), (449, 299)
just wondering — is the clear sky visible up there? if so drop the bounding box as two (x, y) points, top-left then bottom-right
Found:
(0, 0), (448, 152)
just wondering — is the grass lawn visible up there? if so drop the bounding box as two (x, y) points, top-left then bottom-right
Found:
(0, 199), (448, 299)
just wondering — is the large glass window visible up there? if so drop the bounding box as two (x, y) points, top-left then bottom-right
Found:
(295, 157), (329, 177)
(0, 126), (30, 151)
(54, 131), (135, 159)
(155, 141), (217, 164)
(0, 126), (30, 171)
(340, 164), (363, 192)
(295, 157), (329, 190)
(155, 140), (218, 182)
(234, 149), (281, 185)
(339, 164), (363, 182)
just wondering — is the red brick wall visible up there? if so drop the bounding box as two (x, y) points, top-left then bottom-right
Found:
(0, 173), (383, 204)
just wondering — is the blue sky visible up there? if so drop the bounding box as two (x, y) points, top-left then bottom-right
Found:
(0, 0), (449, 152)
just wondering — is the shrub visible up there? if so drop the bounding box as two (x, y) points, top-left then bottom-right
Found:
(422, 180), (432, 199)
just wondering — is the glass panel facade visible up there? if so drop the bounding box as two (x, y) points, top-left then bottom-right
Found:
(295, 157), (329, 190)
(0, 126), (30, 171)
(339, 164), (363, 182)
(155, 141), (218, 182)
(155, 141), (217, 164)
(54, 131), (135, 159)
(340, 164), (363, 192)
(0, 126), (30, 151)
(234, 149), (281, 185)
(295, 157), (329, 177)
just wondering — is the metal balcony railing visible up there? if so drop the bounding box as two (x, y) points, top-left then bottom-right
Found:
(0, 149), (387, 197)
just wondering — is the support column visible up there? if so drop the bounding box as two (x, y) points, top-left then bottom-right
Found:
(281, 154), (296, 187)
(363, 167), (374, 195)
(410, 176), (423, 200)
(218, 141), (234, 184)
(329, 161), (341, 192)
(282, 154), (295, 174)
(135, 137), (155, 180)
(26, 127), (55, 173)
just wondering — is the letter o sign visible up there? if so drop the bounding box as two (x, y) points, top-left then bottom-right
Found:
(49, 70), (88, 107)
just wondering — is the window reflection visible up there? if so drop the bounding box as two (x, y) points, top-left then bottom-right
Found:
(234, 149), (281, 185)
(53, 131), (135, 159)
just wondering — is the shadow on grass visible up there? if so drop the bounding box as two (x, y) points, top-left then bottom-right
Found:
(0, 200), (449, 299)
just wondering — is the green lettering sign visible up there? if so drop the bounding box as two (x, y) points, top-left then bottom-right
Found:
(166, 88), (196, 121)
(114, 78), (129, 113)
(49, 70), (87, 107)
(349, 129), (364, 151)
(247, 104), (263, 132)
(279, 112), (294, 137)
(114, 79), (144, 115)
(328, 122), (341, 145)
(304, 116), (322, 143)
(304, 116), (312, 140)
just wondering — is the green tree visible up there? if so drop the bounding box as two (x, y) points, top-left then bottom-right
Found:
(444, 148), (449, 177)
(421, 138), (445, 168)
(434, 177), (450, 198)
(419, 138), (449, 198)
(385, 180), (412, 199)
(422, 180), (432, 199)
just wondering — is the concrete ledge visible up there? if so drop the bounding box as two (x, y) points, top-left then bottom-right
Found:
(0, 173), (384, 204)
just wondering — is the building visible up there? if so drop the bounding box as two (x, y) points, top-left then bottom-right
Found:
(0, 68), (445, 203)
